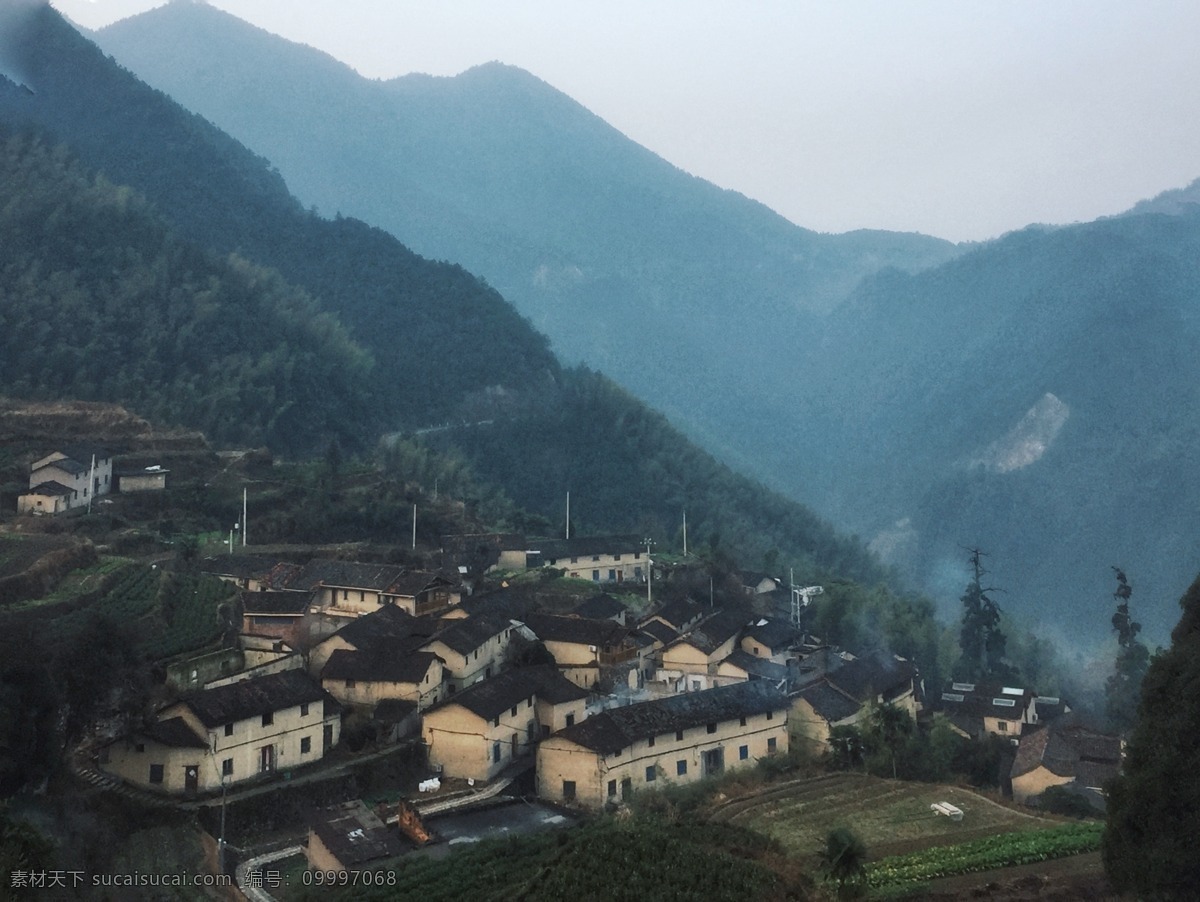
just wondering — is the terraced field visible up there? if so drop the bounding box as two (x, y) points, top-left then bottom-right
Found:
(710, 772), (1051, 861)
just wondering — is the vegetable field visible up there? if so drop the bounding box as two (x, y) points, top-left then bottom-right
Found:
(716, 772), (1051, 858)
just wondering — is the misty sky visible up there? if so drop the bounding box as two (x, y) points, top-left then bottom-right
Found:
(51, 0), (1200, 242)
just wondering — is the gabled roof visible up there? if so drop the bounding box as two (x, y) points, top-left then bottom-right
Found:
(291, 559), (407, 592)
(939, 682), (1035, 721)
(24, 480), (75, 497)
(721, 649), (789, 683)
(570, 594), (626, 621)
(524, 612), (629, 649)
(1011, 721), (1122, 784)
(424, 611), (512, 655)
(743, 618), (799, 652)
(200, 555), (283, 581)
(241, 589), (311, 615)
(795, 681), (862, 723)
(666, 609), (749, 656)
(33, 457), (87, 476)
(178, 670), (330, 728)
(431, 666), (587, 721)
(826, 654), (916, 705)
(637, 620), (679, 646)
(321, 650), (440, 685)
(145, 715), (208, 749)
(536, 535), (645, 560)
(554, 681), (789, 755)
(642, 597), (704, 631)
(453, 589), (534, 621)
(331, 605), (437, 656)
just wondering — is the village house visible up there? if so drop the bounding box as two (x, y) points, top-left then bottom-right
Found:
(536, 680), (790, 808)
(568, 593), (628, 625)
(240, 589), (314, 648)
(419, 611), (516, 692)
(306, 800), (406, 873)
(295, 560), (461, 620)
(740, 617), (801, 664)
(523, 612), (638, 688)
(422, 666), (589, 782)
(789, 653), (918, 752)
(113, 463), (168, 493)
(202, 556), (299, 593)
(17, 445), (113, 514)
(740, 571), (783, 596)
(1010, 720), (1123, 807)
(537, 536), (647, 584)
(99, 670), (340, 794)
(939, 683), (1040, 740)
(306, 605), (435, 677)
(655, 608), (750, 693)
(715, 649), (790, 688)
(320, 649), (444, 714)
(640, 597), (705, 635)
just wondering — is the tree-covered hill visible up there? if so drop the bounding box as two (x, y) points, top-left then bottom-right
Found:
(0, 127), (372, 453)
(0, 3), (882, 586)
(0, 1), (558, 432)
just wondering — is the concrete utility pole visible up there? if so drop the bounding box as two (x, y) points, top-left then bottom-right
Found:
(565, 492), (570, 539)
(242, 488), (247, 547)
(643, 538), (654, 606)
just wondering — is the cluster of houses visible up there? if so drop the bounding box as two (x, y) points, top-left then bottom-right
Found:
(16, 445), (167, 514)
(93, 539), (1122, 863)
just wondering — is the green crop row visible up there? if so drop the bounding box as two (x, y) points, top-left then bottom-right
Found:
(866, 821), (1103, 888)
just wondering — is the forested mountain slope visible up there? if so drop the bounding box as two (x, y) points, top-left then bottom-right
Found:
(92, 2), (960, 482)
(0, 3), (882, 586)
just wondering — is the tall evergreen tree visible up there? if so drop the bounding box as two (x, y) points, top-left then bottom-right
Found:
(1103, 574), (1200, 897)
(953, 548), (1011, 682)
(1105, 566), (1150, 733)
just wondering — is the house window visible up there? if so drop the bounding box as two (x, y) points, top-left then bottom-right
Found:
(570, 556), (578, 564)
(648, 735), (655, 748)
(511, 705), (518, 717)
(593, 555), (601, 562)
(592, 570), (600, 581)
(493, 742), (502, 763)
(739, 716), (747, 727)
(565, 713), (575, 727)
(767, 737), (777, 754)
(608, 569), (616, 581)
(676, 760), (688, 776)
(608, 779), (617, 798)
(766, 711), (774, 720)
(342, 589), (348, 600)
(706, 723), (717, 734)
(527, 698), (533, 709)
(615, 554), (622, 561)
(998, 721), (1008, 733)
(739, 745), (749, 760)
(675, 730), (684, 741)
(149, 764), (164, 784)
(493, 717), (501, 728)
(135, 743), (146, 753)
(563, 780), (576, 800)
(613, 747), (621, 757)
(345, 680), (356, 689)
(301, 736), (311, 754)
(634, 552), (641, 560)
(262, 712), (273, 726)
(645, 766), (656, 782)
(222, 758), (233, 776)
(301, 703), (309, 716)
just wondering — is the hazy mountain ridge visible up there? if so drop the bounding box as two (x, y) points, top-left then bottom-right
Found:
(93, 1), (960, 487)
(0, 2), (882, 587)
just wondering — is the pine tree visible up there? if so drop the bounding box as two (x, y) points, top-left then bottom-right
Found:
(954, 548), (1011, 682)
(1104, 567), (1150, 733)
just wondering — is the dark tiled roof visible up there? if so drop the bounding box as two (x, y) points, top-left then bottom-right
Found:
(453, 590), (535, 621)
(434, 666), (587, 721)
(25, 480), (74, 496)
(180, 670), (329, 728)
(200, 555), (282, 581)
(524, 613), (629, 649)
(58, 444), (112, 463)
(743, 618), (799, 652)
(291, 559), (407, 592)
(667, 609), (749, 656)
(939, 682), (1034, 721)
(643, 598), (703, 631)
(333, 606), (436, 655)
(1011, 722), (1122, 783)
(34, 457), (87, 476)
(638, 620), (679, 646)
(554, 681), (789, 754)
(536, 535), (644, 561)
(322, 650), (440, 685)
(571, 594), (626, 620)
(722, 650), (789, 683)
(145, 716), (207, 749)
(310, 801), (405, 868)
(795, 681), (862, 723)
(827, 654), (916, 704)
(425, 611), (512, 655)
(241, 589), (311, 615)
